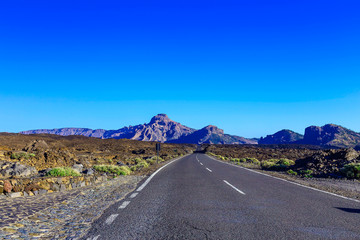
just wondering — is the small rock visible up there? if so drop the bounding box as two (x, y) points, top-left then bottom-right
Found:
(7, 192), (22, 198)
(83, 168), (94, 175)
(72, 164), (83, 173)
(39, 189), (48, 195)
(3, 180), (12, 193)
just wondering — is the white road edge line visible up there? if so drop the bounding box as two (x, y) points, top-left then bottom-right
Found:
(130, 193), (138, 198)
(223, 180), (246, 195)
(206, 167), (212, 172)
(87, 235), (100, 240)
(207, 155), (360, 203)
(136, 155), (187, 192)
(119, 201), (131, 209)
(105, 214), (119, 225)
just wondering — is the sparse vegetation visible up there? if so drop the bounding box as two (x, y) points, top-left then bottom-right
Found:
(93, 165), (131, 175)
(341, 163), (360, 179)
(10, 152), (35, 160)
(287, 169), (298, 175)
(261, 158), (295, 171)
(300, 169), (313, 178)
(46, 167), (81, 177)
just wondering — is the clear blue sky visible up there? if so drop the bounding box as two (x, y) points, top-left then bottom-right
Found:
(1, 0), (359, 138)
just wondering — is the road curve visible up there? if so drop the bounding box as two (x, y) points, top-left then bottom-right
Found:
(84, 154), (360, 240)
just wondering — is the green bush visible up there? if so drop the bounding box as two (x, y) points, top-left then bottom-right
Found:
(287, 170), (298, 175)
(245, 157), (260, 165)
(10, 152), (35, 160)
(93, 165), (131, 175)
(261, 158), (295, 171)
(239, 158), (247, 163)
(300, 169), (313, 178)
(46, 167), (81, 177)
(341, 163), (360, 179)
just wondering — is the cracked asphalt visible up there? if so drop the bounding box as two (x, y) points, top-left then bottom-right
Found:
(83, 154), (360, 240)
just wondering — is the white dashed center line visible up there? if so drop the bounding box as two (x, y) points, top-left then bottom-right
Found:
(206, 168), (212, 172)
(223, 180), (246, 195)
(119, 201), (131, 209)
(200, 163), (203, 165)
(105, 214), (119, 225)
(130, 193), (138, 198)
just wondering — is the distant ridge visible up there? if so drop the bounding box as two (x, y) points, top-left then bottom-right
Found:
(259, 124), (360, 148)
(169, 125), (257, 144)
(20, 114), (256, 145)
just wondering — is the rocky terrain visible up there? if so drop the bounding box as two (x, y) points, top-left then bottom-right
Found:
(0, 133), (194, 172)
(20, 114), (257, 145)
(205, 144), (360, 180)
(259, 124), (360, 148)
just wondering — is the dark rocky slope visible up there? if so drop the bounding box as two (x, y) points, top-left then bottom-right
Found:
(301, 124), (360, 148)
(259, 129), (303, 144)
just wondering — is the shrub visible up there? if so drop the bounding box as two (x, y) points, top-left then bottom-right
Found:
(341, 163), (360, 179)
(261, 161), (276, 169)
(300, 169), (313, 178)
(10, 152), (35, 160)
(46, 167), (81, 177)
(261, 158), (295, 171)
(93, 165), (131, 175)
(287, 170), (298, 175)
(245, 158), (260, 165)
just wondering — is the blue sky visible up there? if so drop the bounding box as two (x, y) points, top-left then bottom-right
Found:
(1, 0), (359, 138)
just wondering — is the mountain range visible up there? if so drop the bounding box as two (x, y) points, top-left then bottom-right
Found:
(20, 114), (257, 145)
(259, 124), (360, 148)
(20, 114), (360, 148)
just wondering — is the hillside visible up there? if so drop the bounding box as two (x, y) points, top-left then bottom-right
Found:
(259, 130), (303, 144)
(301, 124), (360, 148)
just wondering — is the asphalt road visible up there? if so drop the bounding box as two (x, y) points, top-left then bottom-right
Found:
(84, 154), (360, 240)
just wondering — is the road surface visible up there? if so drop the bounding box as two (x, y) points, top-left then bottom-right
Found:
(84, 154), (360, 240)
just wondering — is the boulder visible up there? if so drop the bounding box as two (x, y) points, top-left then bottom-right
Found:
(72, 164), (83, 173)
(3, 180), (12, 193)
(132, 149), (146, 154)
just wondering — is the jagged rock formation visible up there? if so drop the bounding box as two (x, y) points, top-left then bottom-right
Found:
(259, 130), (303, 144)
(301, 124), (360, 148)
(169, 125), (258, 144)
(103, 114), (196, 142)
(20, 114), (256, 145)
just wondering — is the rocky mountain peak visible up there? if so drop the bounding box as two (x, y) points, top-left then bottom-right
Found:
(203, 125), (224, 134)
(149, 114), (171, 124)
